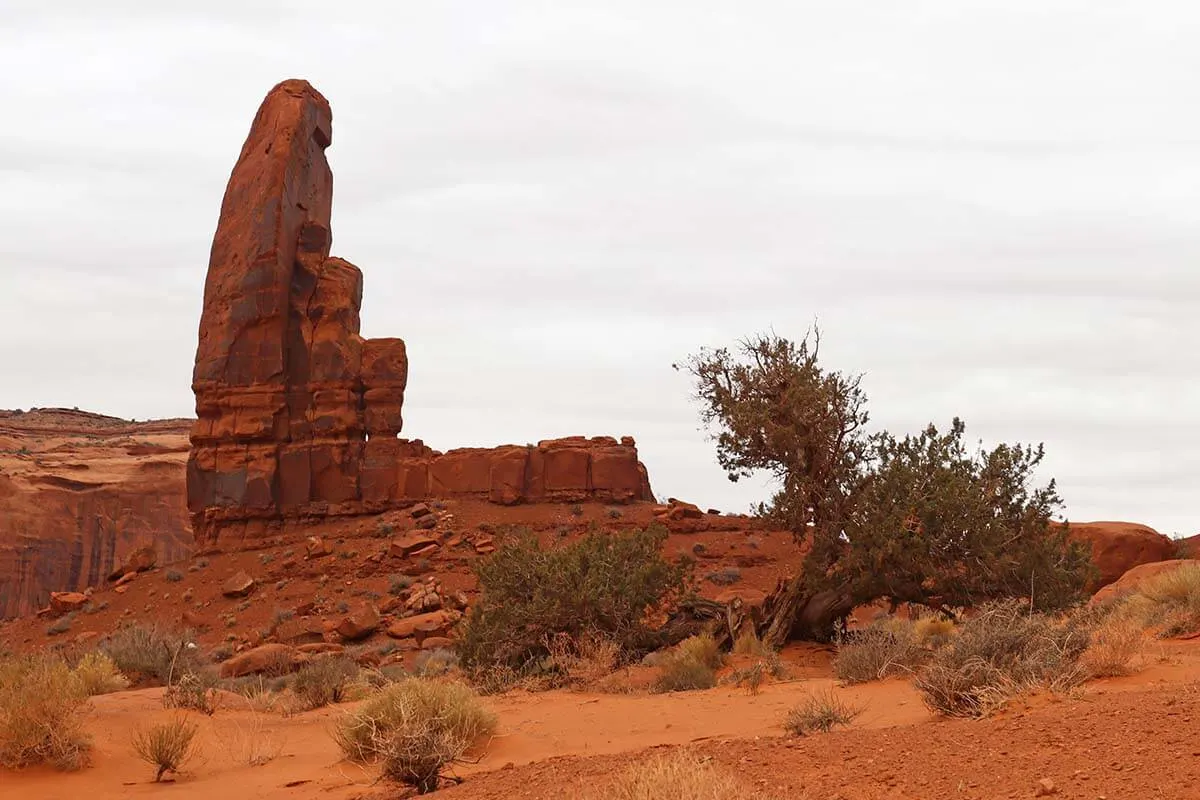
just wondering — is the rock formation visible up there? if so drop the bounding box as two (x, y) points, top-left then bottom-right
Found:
(1064, 520), (1176, 589)
(0, 408), (192, 619)
(188, 80), (652, 547)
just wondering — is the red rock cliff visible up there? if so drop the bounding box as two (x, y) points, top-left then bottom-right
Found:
(188, 79), (653, 547)
(0, 409), (192, 619)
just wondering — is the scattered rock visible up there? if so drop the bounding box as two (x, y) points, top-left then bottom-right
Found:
(108, 545), (157, 582)
(390, 534), (439, 559)
(222, 571), (256, 598)
(1035, 777), (1058, 796)
(274, 618), (326, 645)
(49, 591), (88, 615)
(305, 536), (334, 559)
(336, 605), (381, 641)
(115, 572), (137, 588)
(386, 610), (459, 643)
(219, 643), (305, 679)
(296, 642), (345, 656)
(421, 636), (455, 651)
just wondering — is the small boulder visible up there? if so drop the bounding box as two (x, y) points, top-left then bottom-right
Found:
(296, 642), (345, 656)
(305, 536), (334, 559)
(108, 545), (157, 581)
(336, 605), (381, 641)
(386, 610), (459, 643)
(115, 572), (138, 588)
(274, 617), (326, 645)
(49, 591), (89, 615)
(390, 533), (438, 559)
(222, 571), (256, 598)
(218, 643), (304, 679)
(410, 503), (432, 519)
(421, 636), (455, 651)
(415, 515), (438, 531)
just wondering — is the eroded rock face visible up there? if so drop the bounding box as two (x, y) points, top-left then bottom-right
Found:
(188, 80), (653, 547)
(0, 409), (193, 619)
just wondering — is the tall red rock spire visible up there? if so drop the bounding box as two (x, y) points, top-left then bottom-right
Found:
(188, 80), (651, 548)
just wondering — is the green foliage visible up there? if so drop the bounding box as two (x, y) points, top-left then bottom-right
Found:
(836, 420), (1094, 612)
(678, 329), (1094, 640)
(458, 526), (692, 674)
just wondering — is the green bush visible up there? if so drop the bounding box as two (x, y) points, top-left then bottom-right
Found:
(458, 526), (691, 676)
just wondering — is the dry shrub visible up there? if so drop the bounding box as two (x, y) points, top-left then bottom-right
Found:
(784, 688), (863, 735)
(163, 670), (221, 715)
(333, 678), (496, 794)
(911, 615), (956, 647)
(292, 655), (360, 710)
(591, 750), (771, 800)
(1124, 563), (1200, 636)
(1081, 614), (1145, 677)
(913, 600), (1091, 718)
(652, 633), (723, 693)
(101, 623), (201, 684)
(834, 620), (926, 685)
(221, 713), (283, 767)
(223, 676), (282, 713)
(533, 631), (623, 689)
(732, 628), (769, 656)
(131, 716), (199, 782)
(73, 652), (130, 696)
(0, 654), (92, 770)
(413, 648), (460, 678)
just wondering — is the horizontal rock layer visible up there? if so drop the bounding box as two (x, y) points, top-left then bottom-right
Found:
(194, 434), (654, 547)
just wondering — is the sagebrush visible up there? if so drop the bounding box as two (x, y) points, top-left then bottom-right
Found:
(0, 654), (92, 770)
(131, 717), (199, 782)
(333, 678), (496, 793)
(913, 600), (1092, 718)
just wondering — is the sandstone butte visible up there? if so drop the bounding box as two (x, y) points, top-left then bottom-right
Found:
(186, 79), (653, 549)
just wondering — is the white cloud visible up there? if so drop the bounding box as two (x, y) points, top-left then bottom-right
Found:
(0, 0), (1196, 534)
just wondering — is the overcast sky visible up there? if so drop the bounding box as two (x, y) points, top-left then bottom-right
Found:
(1, 2), (1196, 535)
